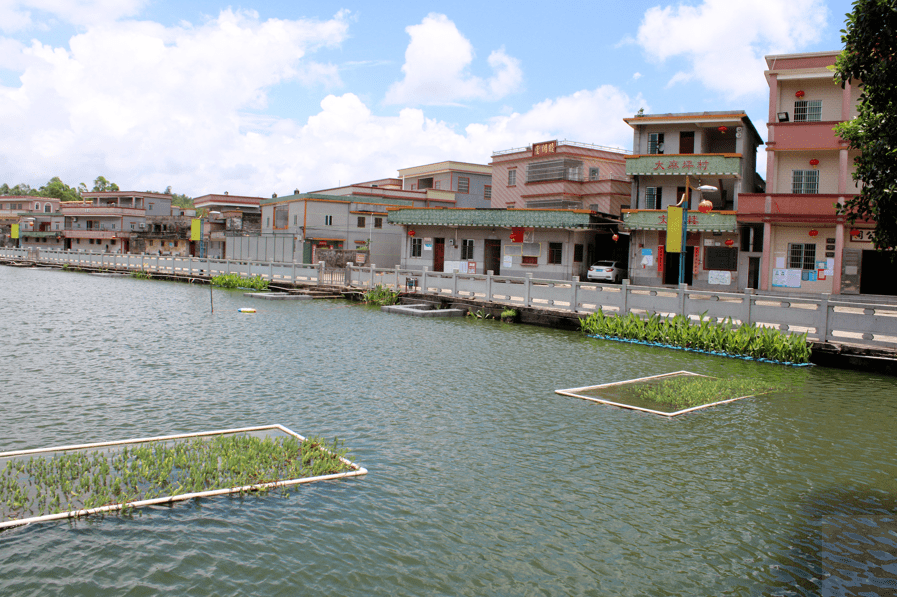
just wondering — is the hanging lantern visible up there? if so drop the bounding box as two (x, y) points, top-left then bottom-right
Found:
(795, 90), (805, 98)
(850, 229), (862, 237)
(698, 199), (713, 214)
(408, 229), (415, 237)
(809, 229), (819, 237)
(809, 158), (819, 166)
(718, 126), (728, 134)
(612, 233), (619, 242)
(725, 239), (735, 247)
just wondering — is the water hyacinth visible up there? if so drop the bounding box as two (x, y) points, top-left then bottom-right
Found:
(580, 310), (812, 364)
(0, 434), (352, 524)
(210, 274), (269, 290)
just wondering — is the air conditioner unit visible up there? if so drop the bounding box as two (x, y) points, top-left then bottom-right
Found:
(72, 217), (78, 222)
(138, 223), (146, 229)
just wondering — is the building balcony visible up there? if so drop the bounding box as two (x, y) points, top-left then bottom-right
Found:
(737, 193), (852, 223)
(64, 230), (123, 239)
(625, 154), (742, 177)
(62, 206), (144, 217)
(768, 121), (845, 152)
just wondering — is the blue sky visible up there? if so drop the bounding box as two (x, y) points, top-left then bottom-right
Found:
(0, 0), (854, 196)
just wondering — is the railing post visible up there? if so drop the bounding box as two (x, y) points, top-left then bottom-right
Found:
(370, 264), (375, 289)
(318, 261), (325, 286)
(291, 262), (296, 283)
(818, 293), (831, 343)
(345, 263), (354, 287)
(571, 276), (580, 313)
(486, 270), (493, 302)
(188, 256), (193, 276)
(525, 273), (533, 307)
(227, 259), (232, 275)
(678, 283), (687, 317)
(395, 266), (400, 290)
(452, 270), (459, 297)
(269, 261), (274, 281)
(620, 279), (629, 316)
(742, 287), (754, 326)
(422, 266), (428, 294)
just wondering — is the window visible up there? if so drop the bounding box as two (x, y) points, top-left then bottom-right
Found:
(526, 159), (583, 182)
(274, 206), (288, 228)
(792, 170), (819, 194)
(573, 244), (584, 262)
(704, 247), (738, 271)
(34, 202), (40, 210)
(484, 185), (491, 200)
(324, 215), (333, 226)
(789, 243), (816, 270)
(411, 237), (422, 257)
(357, 216), (366, 228)
(646, 187), (662, 209)
(461, 239), (474, 260)
(548, 242), (563, 264)
(457, 177), (470, 194)
(293, 215), (298, 225)
(589, 167), (600, 181)
(131, 223), (135, 230)
(794, 100), (822, 122)
(266, 217), (270, 228)
(508, 169), (516, 186)
(44, 204), (51, 213)
(417, 177), (433, 190)
(522, 255), (538, 265)
(148, 203), (154, 211)
(434, 181), (441, 189)
(648, 132), (665, 154)
(374, 217), (382, 228)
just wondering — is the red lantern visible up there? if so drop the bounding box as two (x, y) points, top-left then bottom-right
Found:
(698, 199), (713, 214)
(612, 233), (619, 242)
(795, 90), (805, 98)
(725, 239), (735, 247)
(809, 158), (819, 166)
(850, 229), (861, 237)
(408, 229), (415, 237)
(718, 126), (728, 134)
(809, 229), (819, 237)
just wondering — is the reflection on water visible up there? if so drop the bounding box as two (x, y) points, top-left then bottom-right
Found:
(0, 266), (895, 596)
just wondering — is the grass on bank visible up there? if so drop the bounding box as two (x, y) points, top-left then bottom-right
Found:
(211, 273), (269, 291)
(0, 434), (351, 523)
(580, 310), (811, 364)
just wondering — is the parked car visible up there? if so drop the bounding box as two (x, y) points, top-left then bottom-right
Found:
(587, 260), (625, 283)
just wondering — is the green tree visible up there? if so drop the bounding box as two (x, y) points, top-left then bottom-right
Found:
(0, 183), (34, 196)
(38, 177), (81, 202)
(834, 0), (897, 251)
(92, 176), (120, 192)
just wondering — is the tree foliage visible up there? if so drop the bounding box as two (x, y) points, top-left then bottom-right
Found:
(834, 0), (897, 251)
(92, 176), (120, 192)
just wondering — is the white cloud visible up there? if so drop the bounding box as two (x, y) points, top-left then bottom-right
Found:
(636, 0), (828, 97)
(0, 0), (148, 32)
(384, 13), (522, 105)
(0, 8), (641, 197)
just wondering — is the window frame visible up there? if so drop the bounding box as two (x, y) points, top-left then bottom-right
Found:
(646, 187), (662, 209)
(788, 243), (817, 271)
(648, 132), (665, 155)
(460, 239), (474, 260)
(324, 215), (333, 226)
(457, 177), (470, 194)
(357, 216), (366, 228)
(411, 237), (422, 257)
(374, 217), (382, 229)
(793, 99), (822, 123)
(508, 169), (516, 186)
(588, 167), (600, 181)
(548, 242), (563, 265)
(484, 185), (491, 200)
(792, 170), (819, 194)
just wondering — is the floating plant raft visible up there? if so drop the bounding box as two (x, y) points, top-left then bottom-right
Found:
(555, 371), (772, 417)
(0, 425), (367, 530)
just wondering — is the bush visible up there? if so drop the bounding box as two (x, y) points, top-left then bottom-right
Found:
(211, 273), (269, 290)
(362, 284), (399, 305)
(580, 310), (811, 364)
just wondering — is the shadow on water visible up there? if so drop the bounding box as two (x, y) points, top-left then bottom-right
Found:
(764, 486), (897, 596)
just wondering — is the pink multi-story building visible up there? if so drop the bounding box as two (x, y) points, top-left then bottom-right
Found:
(738, 51), (888, 295)
(490, 140), (630, 215)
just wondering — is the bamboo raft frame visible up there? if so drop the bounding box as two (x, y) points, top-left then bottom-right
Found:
(555, 371), (756, 417)
(0, 424), (367, 530)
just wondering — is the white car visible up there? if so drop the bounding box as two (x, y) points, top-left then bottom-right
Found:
(587, 260), (625, 283)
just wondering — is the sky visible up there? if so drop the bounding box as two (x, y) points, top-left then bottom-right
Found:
(0, 0), (855, 197)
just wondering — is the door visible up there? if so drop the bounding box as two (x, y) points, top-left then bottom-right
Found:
(663, 250), (694, 285)
(484, 239), (501, 275)
(679, 131), (695, 154)
(860, 250), (897, 295)
(433, 238), (445, 272)
(747, 256), (760, 289)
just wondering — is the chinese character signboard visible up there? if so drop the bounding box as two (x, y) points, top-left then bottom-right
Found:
(625, 154), (741, 177)
(666, 206), (683, 252)
(190, 219), (201, 241)
(532, 140), (557, 157)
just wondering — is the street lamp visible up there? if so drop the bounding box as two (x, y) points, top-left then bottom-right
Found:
(669, 176), (718, 285)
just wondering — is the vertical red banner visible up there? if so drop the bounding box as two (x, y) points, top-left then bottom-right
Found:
(657, 246), (665, 272)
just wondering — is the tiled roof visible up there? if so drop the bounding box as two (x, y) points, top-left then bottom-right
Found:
(387, 208), (592, 228)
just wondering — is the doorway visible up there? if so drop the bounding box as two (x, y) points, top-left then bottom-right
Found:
(747, 257), (760, 289)
(433, 238), (445, 272)
(484, 239), (501, 275)
(663, 249), (694, 285)
(860, 250), (897, 295)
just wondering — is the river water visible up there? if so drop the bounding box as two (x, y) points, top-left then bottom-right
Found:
(1, 266), (895, 596)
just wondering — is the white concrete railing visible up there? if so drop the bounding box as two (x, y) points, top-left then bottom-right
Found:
(0, 248), (328, 286)
(343, 263), (897, 349)
(3, 249), (896, 349)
